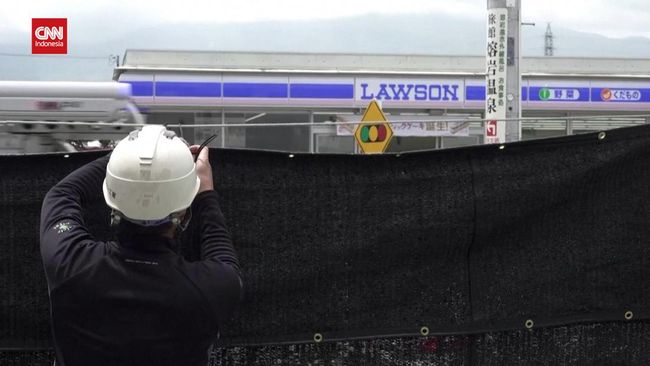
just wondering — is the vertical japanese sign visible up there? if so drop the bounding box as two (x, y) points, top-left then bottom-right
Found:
(485, 8), (508, 144)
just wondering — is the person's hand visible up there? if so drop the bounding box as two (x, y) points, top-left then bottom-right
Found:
(190, 145), (214, 194)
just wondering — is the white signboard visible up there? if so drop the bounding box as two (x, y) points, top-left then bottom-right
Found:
(336, 115), (470, 137)
(485, 8), (508, 144)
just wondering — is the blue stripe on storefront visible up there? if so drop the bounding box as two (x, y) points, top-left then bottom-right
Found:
(290, 84), (354, 99)
(121, 81), (153, 97)
(126, 80), (650, 104)
(465, 86), (529, 101)
(465, 86), (485, 101)
(155, 81), (221, 97)
(223, 83), (288, 98)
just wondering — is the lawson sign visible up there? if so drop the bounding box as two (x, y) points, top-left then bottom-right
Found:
(356, 79), (463, 103)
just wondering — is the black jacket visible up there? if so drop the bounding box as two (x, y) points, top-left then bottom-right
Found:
(40, 154), (242, 366)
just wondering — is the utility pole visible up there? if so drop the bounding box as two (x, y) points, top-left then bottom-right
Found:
(485, 0), (521, 143)
(109, 54), (120, 67)
(545, 23), (555, 56)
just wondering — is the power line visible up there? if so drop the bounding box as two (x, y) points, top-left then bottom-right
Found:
(0, 52), (110, 60)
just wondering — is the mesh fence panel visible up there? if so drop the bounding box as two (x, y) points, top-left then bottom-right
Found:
(2, 125), (650, 364)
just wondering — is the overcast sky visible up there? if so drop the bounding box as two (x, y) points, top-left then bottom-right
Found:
(2, 0), (649, 39)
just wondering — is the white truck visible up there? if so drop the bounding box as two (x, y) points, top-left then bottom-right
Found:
(0, 81), (144, 154)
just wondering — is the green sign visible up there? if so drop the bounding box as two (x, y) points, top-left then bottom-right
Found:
(539, 88), (551, 101)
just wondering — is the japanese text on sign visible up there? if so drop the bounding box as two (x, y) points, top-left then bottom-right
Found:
(485, 8), (508, 144)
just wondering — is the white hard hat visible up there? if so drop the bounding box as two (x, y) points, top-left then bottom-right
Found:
(103, 125), (200, 222)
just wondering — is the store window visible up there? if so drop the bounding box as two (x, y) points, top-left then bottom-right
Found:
(225, 112), (310, 152)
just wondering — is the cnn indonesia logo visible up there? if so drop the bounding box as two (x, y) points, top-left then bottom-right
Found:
(32, 18), (67, 54)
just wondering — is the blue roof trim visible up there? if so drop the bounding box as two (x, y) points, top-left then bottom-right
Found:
(466, 86), (485, 101)
(466, 86), (529, 101)
(120, 79), (650, 104)
(121, 81), (153, 97)
(290, 84), (354, 99)
(223, 83), (288, 98)
(155, 81), (221, 97)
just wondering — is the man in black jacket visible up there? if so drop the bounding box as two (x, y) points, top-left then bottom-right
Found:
(40, 125), (242, 366)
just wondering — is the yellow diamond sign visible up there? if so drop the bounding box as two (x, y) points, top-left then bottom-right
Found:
(354, 100), (393, 154)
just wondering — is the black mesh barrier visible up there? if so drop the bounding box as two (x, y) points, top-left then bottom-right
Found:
(208, 322), (650, 365)
(1, 125), (650, 364)
(5, 322), (650, 365)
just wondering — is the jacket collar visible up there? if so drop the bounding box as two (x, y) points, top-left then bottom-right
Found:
(118, 233), (180, 253)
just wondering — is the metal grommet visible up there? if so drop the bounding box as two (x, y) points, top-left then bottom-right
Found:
(499, 145), (506, 150)
(63, 154), (70, 158)
(525, 319), (534, 329)
(313, 333), (323, 343)
(625, 311), (634, 320)
(598, 131), (606, 140)
(420, 326), (430, 336)
(288, 154), (295, 158)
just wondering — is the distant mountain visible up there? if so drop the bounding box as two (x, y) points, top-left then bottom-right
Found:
(1, 13), (649, 81)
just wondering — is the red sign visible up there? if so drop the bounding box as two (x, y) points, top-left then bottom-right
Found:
(32, 18), (67, 54)
(601, 88), (612, 101)
(486, 120), (498, 137)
